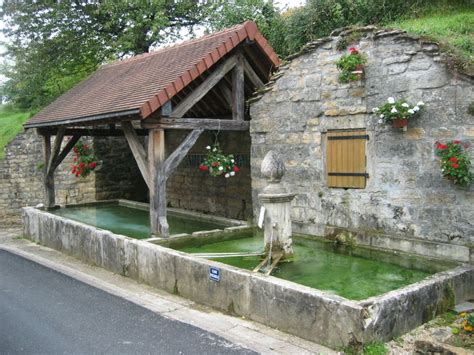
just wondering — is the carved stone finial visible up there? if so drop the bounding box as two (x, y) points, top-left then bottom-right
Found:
(261, 151), (285, 182)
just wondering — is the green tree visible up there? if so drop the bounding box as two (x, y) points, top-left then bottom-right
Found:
(1, 0), (209, 109)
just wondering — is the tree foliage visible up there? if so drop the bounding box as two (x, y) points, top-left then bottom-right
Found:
(1, 0), (208, 108)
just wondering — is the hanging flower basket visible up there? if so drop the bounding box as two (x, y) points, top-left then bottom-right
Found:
(373, 97), (424, 131)
(70, 141), (100, 178)
(199, 145), (240, 178)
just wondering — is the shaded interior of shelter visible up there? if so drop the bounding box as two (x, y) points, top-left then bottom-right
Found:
(92, 130), (253, 220)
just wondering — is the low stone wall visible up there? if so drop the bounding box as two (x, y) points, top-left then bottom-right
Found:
(22, 207), (474, 348)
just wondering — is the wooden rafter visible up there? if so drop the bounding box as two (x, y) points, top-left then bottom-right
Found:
(171, 54), (238, 118)
(243, 57), (264, 89)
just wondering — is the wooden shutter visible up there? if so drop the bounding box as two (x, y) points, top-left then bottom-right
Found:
(326, 130), (368, 189)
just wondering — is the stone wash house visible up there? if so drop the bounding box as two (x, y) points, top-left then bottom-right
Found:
(250, 27), (473, 261)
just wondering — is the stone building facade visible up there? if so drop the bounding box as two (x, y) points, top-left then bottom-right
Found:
(250, 27), (474, 249)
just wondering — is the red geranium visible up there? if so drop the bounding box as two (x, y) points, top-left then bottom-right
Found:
(435, 140), (472, 187)
(233, 166), (240, 172)
(349, 47), (358, 54)
(199, 165), (208, 171)
(70, 140), (99, 178)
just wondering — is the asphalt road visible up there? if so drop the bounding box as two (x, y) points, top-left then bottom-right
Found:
(0, 250), (255, 354)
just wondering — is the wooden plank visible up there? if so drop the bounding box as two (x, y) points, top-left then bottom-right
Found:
(121, 122), (151, 189)
(141, 117), (249, 131)
(50, 134), (81, 173)
(38, 127), (149, 137)
(171, 55), (238, 118)
(148, 129), (168, 237)
(243, 57), (265, 89)
(232, 53), (245, 121)
(41, 134), (55, 208)
(164, 129), (204, 179)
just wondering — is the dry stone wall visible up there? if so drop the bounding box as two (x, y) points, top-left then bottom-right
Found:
(166, 130), (252, 221)
(0, 130), (96, 217)
(250, 28), (474, 246)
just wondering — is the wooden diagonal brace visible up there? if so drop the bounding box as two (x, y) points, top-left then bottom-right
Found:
(243, 57), (264, 89)
(121, 121), (151, 189)
(49, 134), (81, 173)
(46, 127), (65, 176)
(163, 129), (204, 179)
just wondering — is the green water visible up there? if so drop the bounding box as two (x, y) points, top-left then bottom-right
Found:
(52, 204), (227, 239)
(179, 235), (445, 300)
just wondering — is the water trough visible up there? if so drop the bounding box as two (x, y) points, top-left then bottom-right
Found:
(22, 202), (474, 349)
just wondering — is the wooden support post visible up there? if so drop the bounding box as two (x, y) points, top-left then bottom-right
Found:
(148, 129), (168, 236)
(232, 53), (245, 121)
(41, 134), (55, 208)
(148, 128), (204, 237)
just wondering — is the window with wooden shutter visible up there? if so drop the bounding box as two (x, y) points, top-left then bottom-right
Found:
(326, 129), (368, 189)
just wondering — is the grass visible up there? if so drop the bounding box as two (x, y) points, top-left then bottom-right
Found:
(388, 7), (474, 74)
(0, 105), (31, 159)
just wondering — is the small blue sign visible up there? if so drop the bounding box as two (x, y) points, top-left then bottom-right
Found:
(209, 266), (220, 282)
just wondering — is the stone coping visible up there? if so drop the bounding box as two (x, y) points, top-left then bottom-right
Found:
(22, 207), (474, 349)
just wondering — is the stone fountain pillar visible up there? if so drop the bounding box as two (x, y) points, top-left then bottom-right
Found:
(258, 151), (295, 258)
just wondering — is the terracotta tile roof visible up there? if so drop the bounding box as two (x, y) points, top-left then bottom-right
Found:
(25, 21), (279, 128)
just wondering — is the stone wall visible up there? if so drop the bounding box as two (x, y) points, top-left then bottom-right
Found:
(0, 130), (96, 216)
(250, 27), (474, 247)
(166, 130), (252, 220)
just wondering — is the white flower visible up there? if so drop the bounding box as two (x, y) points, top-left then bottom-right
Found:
(378, 119), (383, 124)
(401, 103), (409, 108)
(379, 114), (384, 118)
(206, 146), (211, 150)
(413, 106), (420, 112)
(417, 101), (424, 106)
(212, 148), (217, 152)
(390, 107), (398, 113)
(231, 159), (235, 163)
(218, 166), (223, 171)
(372, 107), (379, 113)
(408, 109), (415, 114)
(387, 97), (395, 104)
(224, 173), (230, 178)
(230, 171), (235, 176)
